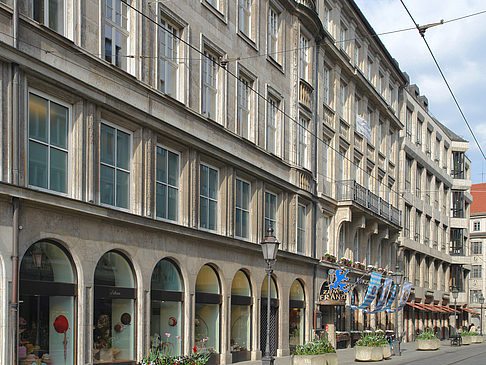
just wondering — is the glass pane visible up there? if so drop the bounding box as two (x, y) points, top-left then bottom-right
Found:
(156, 183), (167, 219)
(195, 303), (220, 352)
(104, 25), (113, 63)
(94, 251), (134, 287)
(236, 180), (241, 208)
(195, 265), (220, 294)
(235, 209), (241, 237)
(209, 168), (218, 200)
(209, 200), (217, 231)
(200, 197), (208, 229)
(261, 276), (277, 299)
(200, 165), (208, 197)
(29, 94), (48, 142)
(231, 271), (250, 296)
(231, 305), (250, 352)
(241, 211), (249, 238)
(50, 101), (68, 149)
(290, 280), (304, 301)
(151, 259), (182, 291)
(101, 124), (115, 165)
(49, 0), (64, 34)
(28, 140), (48, 189)
(116, 170), (129, 209)
(168, 187), (178, 221)
(168, 151), (179, 187)
(100, 165), (115, 206)
(151, 301), (182, 355)
(242, 182), (249, 210)
(156, 147), (167, 183)
(116, 130), (130, 170)
(50, 148), (67, 193)
(289, 307), (304, 347)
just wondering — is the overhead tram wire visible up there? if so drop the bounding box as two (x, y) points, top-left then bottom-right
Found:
(399, 0), (486, 162)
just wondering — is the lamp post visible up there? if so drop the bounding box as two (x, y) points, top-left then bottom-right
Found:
(479, 294), (484, 336)
(261, 228), (280, 365)
(391, 265), (403, 356)
(452, 287), (459, 334)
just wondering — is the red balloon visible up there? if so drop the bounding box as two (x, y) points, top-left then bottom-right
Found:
(53, 315), (69, 334)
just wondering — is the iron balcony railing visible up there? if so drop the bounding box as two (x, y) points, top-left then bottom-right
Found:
(294, 0), (316, 11)
(337, 180), (402, 227)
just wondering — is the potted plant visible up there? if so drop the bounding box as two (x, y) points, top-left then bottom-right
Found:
(460, 330), (474, 345)
(471, 332), (483, 343)
(416, 329), (440, 350)
(354, 333), (383, 362)
(377, 267), (387, 275)
(323, 253), (337, 263)
(354, 261), (365, 270)
(293, 335), (337, 365)
(340, 257), (353, 267)
(375, 330), (391, 359)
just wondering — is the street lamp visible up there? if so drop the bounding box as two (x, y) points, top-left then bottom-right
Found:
(479, 293), (484, 336)
(261, 228), (280, 365)
(391, 264), (403, 356)
(452, 287), (459, 334)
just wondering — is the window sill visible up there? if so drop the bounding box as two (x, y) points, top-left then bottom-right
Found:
(201, 1), (227, 24)
(100, 202), (131, 214)
(28, 185), (70, 199)
(237, 31), (258, 53)
(266, 55), (285, 74)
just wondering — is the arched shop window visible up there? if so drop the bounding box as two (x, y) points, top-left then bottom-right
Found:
(260, 275), (278, 356)
(19, 241), (76, 364)
(151, 258), (184, 355)
(195, 265), (221, 355)
(93, 251), (136, 363)
(231, 270), (252, 362)
(289, 280), (305, 350)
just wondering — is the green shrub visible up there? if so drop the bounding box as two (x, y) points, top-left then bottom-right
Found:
(416, 329), (438, 340)
(293, 336), (335, 355)
(459, 330), (478, 337)
(355, 333), (388, 347)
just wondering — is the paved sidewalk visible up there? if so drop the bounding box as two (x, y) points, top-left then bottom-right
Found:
(336, 340), (486, 364)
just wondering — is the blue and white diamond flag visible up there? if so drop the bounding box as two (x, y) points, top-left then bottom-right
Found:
(349, 272), (382, 310)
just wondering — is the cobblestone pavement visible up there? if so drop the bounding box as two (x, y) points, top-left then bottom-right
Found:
(336, 340), (486, 364)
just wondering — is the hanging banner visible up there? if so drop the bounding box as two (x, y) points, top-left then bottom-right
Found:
(356, 115), (372, 142)
(386, 282), (412, 313)
(349, 272), (382, 310)
(364, 277), (392, 314)
(380, 284), (398, 312)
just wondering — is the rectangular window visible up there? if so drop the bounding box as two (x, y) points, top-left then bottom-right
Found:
(416, 119), (423, 145)
(104, 0), (129, 70)
(298, 116), (308, 167)
(28, 92), (69, 194)
(426, 129), (432, 156)
(472, 241), (482, 255)
(159, 18), (179, 97)
(299, 34), (310, 82)
(404, 204), (411, 238)
(354, 40), (361, 68)
(425, 174), (431, 204)
(200, 164), (218, 231)
(416, 166), (422, 198)
(472, 265), (482, 279)
(452, 191), (465, 218)
(405, 157), (412, 191)
(405, 108), (412, 139)
(237, 75), (251, 139)
(32, 0), (65, 34)
(415, 210), (421, 242)
(323, 66), (330, 105)
(266, 96), (278, 154)
(264, 192), (277, 233)
(323, 139), (329, 181)
(268, 7), (279, 60)
(297, 204), (306, 253)
(339, 82), (346, 118)
(235, 179), (250, 238)
(367, 56), (373, 81)
(323, 5), (330, 32)
(100, 123), (131, 209)
(474, 221), (481, 231)
(202, 48), (218, 120)
(206, 0), (221, 11)
(238, 0), (252, 37)
(452, 151), (465, 179)
(339, 22), (347, 52)
(156, 146), (179, 221)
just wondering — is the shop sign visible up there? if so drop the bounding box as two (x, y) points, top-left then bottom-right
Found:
(319, 288), (347, 305)
(319, 269), (349, 305)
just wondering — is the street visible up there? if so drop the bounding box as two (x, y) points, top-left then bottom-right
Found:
(336, 341), (486, 364)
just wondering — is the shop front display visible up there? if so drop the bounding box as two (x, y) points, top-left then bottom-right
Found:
(19, 241), (76, 365)
(260, 275), (278, 356)
(93, 251), (136, 364)
(230, 270), (252, 363)
(150, 258), (184, 355)
(289, 280), (305, 350)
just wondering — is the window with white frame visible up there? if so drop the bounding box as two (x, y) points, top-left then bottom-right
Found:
(323, 216), (330, 254)
(474, 221), (481, 231)
(200, 164), (218, 231)
(405, 108), (412, 139)
(367, 55), (373, 81)
(32, 0), (65, 34)
(472, 241), (482, 255)
(206, 0), (221, 12)
(339, 21), (347, 53)
(354, 39), (361, 68)
(28, 92), (69, 194)
(472, 265), (482, 279)
(299, 34), (310, 82)
(202, 48), (219, 120)
(237, 75), (252, 139)
(156, 146), (179, 221)
(100, 123), (131, 209)
(298, 116), (308, 168)
(264, 191), (277, 233)
(297, 203), (306, 253)
(268, 6), (279, 60)
(378, 71), (385, 96)
(159, 17), (180, 98)
(417, 119), (423, 145)
(323, 66), (330, 105)
(323, 138), (330, 181)
(238, 0), (252, 38)
(235, 179), (250, 238)
(323, 4), (330, 32)
(339, 81), (346, 118)
(266, 95), (279, 154)
(104, 0), (129, 70)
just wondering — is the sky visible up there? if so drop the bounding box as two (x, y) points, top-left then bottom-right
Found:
(354, 0), (486, 184)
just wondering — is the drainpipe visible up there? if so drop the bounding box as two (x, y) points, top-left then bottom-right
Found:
(11, 197), (20, 365)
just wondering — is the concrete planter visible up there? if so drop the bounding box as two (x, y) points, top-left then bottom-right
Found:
(293, 353), (338, 365)
(354, 346), (383, 362)
(461, 336), (473, 345)
(472, 335), (483, 343)
(416, 339), (440, 350)
(381, 344), (392, 358)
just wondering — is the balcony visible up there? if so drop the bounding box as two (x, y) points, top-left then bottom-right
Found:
(450, 245), (464, 256)
(337, 180), (402, 227)
(299, 79), (313, 110)
(295, 0), (316, 11)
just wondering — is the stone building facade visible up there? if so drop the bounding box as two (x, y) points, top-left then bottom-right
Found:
(0, 0), (471, 364)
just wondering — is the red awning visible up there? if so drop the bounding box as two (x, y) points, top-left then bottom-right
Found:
(446, 306), (461, 313)
(420, 304), (439, 312)
(437, 306), (455, 313)
(407, 302), (426, 310)
(461, 307), (480, 315)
